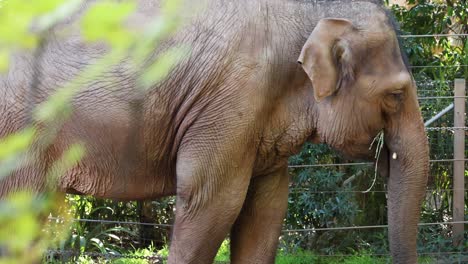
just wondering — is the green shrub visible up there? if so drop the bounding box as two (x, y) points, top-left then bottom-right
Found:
(276, 249), (317, 264)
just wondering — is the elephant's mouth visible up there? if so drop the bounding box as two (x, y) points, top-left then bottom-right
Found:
(315, 126), (386, 162)
(349, 130), (387, 161)
(333, 144), (377, 162)
(335, 133), (385, 162)
(376, 144), (390, 179)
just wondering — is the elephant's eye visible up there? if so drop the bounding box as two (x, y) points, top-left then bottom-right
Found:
(389, 91), (403, 101)
(383, 89), (404, 114)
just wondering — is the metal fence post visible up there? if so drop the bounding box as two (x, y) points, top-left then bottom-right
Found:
(453, 78), (465, 245)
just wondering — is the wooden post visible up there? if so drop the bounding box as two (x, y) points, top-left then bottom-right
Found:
(453, 79), (465, 245)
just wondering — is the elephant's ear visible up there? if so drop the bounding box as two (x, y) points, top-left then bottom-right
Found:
(298, 18), (356, 102)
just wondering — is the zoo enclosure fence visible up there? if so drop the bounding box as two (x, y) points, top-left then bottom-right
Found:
(42, 30), (468, 264)
(45, 78), (468, 262)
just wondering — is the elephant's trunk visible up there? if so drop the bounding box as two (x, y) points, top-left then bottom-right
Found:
(383, 94), (429, 263)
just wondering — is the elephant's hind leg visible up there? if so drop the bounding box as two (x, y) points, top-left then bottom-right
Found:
(168, 145), (255, 264)
(230, 167), (290, 264)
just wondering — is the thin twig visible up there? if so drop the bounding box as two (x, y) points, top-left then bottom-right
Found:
(362, 131), (384, 193)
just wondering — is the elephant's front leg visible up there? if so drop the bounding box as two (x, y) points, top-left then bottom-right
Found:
(230, 167), (289, 264)
(168, 146), (254, 264)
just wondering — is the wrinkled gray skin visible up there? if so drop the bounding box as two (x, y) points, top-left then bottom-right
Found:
(0, 0), (428, 263)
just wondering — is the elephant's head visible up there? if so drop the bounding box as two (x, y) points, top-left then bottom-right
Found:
(298, 14), (429, 263)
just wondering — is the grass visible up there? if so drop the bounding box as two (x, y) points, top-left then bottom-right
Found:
(44, 241), (436, 263)
(276, 249), (318, 264)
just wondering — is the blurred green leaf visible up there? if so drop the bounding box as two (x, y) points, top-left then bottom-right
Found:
(162, 0), (182, 15)
(47, 143), (86, 186)
(34, 86), (74, 122)
(62, 144), (86, 166)
(0, 128), (36, 160)
(0, 0), (65, 48)
(81, 0), (136, 48)
(0, 192), (40, 255)
(140, 47), (187, 88)
(0, 0), (183, 262)
(0, 48), (9, 72)
(35, 0), (83, 32)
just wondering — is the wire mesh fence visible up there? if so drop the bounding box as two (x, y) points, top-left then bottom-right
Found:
(45, 162), (468, 258)
(41, 29), (468, 262)
(45, 216), (468, 232)
(41, 82), (468, 263)
(44, 218), (468, 263)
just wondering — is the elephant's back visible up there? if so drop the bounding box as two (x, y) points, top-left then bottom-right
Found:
(0, 0), (287, 199)
(0, 31), (178, 198)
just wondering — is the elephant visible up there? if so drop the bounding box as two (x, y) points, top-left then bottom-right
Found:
(0, 0), (429, 263)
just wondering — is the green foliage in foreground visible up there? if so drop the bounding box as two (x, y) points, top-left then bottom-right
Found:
(1, 0), (184, 263)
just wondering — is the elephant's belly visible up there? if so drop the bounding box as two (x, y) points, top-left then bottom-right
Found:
(56, 108), (178, 200)
(59, 161), (177, 199)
